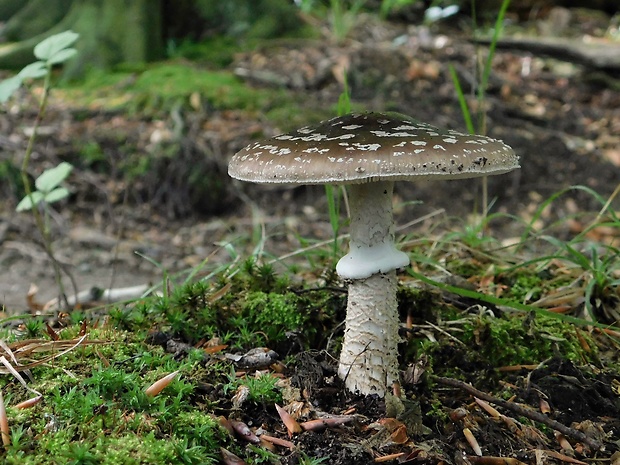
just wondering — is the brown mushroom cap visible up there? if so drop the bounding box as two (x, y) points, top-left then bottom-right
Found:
(228, 112), (519, 184)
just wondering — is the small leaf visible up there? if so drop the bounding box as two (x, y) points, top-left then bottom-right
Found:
(47, 48), (77, 65)
(34, 31), (79, 61)
(18, 61), (47, 79)
(35, 162), (73, 193)
(44, 187), (70, 204)
(0, 76), (23, 103)
(16, 192), (44, 212)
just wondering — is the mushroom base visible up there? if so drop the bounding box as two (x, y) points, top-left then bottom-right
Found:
(338, 270), (401, 397)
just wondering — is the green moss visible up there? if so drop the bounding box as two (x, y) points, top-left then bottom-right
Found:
(461, 314), (595, 367)
(225, 372), (282, 405)
(445, 258), (484, 278)
(0, 324), (226, 465)
(17, 431), (210, 465)
(504, 272), (544, 302)
(169, 36), (240, 67)
(242, 291), (306, 343)
(107, 262), (343, 351)
(97, 434), (191, 465)
(58, 62), (291, 115)
(398, 285), (455, 322)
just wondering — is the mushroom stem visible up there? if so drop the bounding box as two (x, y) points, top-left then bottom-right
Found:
(337, 181), (408, 396)
(336, 182), (409, 280)
(338, 270), (400, 396)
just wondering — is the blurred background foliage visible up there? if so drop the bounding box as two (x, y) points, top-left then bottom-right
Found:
(1, 0), (617, 78)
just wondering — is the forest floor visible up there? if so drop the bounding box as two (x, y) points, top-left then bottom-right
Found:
(0, 7), (619, 465)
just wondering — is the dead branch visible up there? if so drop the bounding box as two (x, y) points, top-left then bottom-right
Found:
(434, 376), (604, 451)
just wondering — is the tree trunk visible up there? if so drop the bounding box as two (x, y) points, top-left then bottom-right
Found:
(0, 0), (163, 76)
(1, 0), (73, 41)
(0, 0), (24, 21)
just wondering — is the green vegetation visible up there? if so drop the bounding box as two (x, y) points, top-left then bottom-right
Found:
(461, 314), (596, 367)
(0, 212), (616, 463)
(1, 31), (81, 308)
(0, 261), (344, 463)
(0, 2), (618, 463)
(109, 260), (343, 351)
(60, 63), (290, 115)
(225, 371), (282, 404)
(56, 59), (333, 135)
(0, 328), (225, 465)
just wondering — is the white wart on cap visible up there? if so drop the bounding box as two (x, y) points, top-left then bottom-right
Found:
(228, 111), (519, 185)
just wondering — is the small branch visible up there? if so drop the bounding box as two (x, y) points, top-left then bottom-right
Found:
(433, 376), (604, 451)
(473, 36), (620, 72)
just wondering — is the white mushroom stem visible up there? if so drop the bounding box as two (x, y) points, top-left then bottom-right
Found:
(336, 181), (409, 280)
(337, 181), (409, 396)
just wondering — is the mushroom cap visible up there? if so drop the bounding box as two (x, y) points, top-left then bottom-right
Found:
(228, 112), (519, 184)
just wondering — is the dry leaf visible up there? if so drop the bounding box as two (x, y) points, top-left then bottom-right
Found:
(0, 391), (9, 447)
(144, 371), (179, 397)
(275, 403), (302, 435)
(15, 395), (43, 410)
(220, 447), (247, 465)
(230, 420), (260, 444)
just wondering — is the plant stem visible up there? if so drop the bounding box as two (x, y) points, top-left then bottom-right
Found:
(20, 67), (70, 308)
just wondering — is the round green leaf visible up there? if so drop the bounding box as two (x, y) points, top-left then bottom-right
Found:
(16, 191), (44, 212)
(44, 187), (70, 204)
(35, 162), (73, 193)
(34, 31), (79, 61)
(0, 76), (23, 103)
(48, 48), (77, 66)
(18, 61), (47, 79)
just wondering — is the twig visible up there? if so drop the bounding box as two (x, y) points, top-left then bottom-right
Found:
(434, 376), (603, 451)
(421, 320), (466, 347)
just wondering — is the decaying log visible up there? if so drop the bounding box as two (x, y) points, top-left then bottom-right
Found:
(475, 36), (620, 72)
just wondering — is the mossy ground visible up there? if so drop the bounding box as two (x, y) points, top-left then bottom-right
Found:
(55, 58), (328, 131)
(1, 243), (617, 464)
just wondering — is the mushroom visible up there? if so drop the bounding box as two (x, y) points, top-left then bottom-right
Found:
(228, 112), (519, 396)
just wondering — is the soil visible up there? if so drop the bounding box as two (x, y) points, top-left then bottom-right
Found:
(1, 12), (619, 310)
(0, 7), (619, 465)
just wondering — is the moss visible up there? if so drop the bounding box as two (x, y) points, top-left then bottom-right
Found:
(461, 314), (595, 367)
(445, 258), (485, 279)
(0, 323), (225, 465)
(397, 285), (456, 322)
(107, 262), (344, 351)
(96, 434), (191, 465)
(500, 270), (545, 302)
(242, 291), (307, 343)
(169, 36), (240, 67)
(58, 62), (292, 115)
(225, 372), (282, 405)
